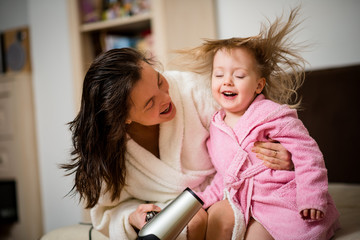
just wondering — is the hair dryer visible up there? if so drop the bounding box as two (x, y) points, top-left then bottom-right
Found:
(137, 187), (204, 240)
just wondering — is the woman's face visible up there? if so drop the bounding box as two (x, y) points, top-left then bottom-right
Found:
(127, 62), (176, 126)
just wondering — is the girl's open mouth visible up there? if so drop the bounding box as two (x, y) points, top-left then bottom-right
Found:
(222, 91), (237, 97)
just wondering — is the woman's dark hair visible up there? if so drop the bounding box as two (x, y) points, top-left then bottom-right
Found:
(62, 48), (153, 208)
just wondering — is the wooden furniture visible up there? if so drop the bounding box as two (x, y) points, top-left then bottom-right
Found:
(68, 0), (217, 109)
(0, 73), (42, 240)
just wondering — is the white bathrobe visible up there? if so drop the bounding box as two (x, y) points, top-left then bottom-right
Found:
(90, 71), (245, 239)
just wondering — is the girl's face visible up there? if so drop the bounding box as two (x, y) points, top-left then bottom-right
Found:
(211, 48), (265, 118)
(127, 62), (176, 126)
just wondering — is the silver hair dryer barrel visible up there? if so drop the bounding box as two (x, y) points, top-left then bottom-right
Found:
(137, 187), (204, 240)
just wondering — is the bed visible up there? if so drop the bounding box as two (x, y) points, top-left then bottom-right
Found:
(41, 64), (360, 239)
(328, 183), (360, 239)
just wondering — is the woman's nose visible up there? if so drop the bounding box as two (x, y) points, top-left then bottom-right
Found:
(160, 88), (171, 102)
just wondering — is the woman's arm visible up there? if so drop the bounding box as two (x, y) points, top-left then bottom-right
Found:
(90, 189), (150, 239)
(129, 203), (162, 231)
(91, 198), (143, 239)
(251, 140), (294, 170)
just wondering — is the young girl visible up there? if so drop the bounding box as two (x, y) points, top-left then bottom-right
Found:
(178, 7), (340, 240)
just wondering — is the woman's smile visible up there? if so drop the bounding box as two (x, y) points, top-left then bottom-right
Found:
(160, 102), (173, 114)
(127, 63), (177, 125)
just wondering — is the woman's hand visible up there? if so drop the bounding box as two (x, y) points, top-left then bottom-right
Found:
(129, 204), (162, 231)
(252, 139), (293, 170)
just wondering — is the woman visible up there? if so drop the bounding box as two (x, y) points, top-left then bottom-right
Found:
(63, 48), (293, 239)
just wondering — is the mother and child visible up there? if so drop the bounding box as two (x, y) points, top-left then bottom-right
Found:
(63, 6), (339, 240)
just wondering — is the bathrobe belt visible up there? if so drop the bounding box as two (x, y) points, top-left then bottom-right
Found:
(224, 162), (268, 223)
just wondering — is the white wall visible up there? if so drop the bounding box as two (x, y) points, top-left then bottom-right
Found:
(27, 0), (82, 233)
(1, 0), (82, 234)
(0, 0), (28, 31)
(215, 0), (360, 70)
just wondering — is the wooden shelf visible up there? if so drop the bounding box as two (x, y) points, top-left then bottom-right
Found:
(80, 12), (151, 32)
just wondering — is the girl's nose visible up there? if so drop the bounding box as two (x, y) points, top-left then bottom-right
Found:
(223, 75), (234, 86)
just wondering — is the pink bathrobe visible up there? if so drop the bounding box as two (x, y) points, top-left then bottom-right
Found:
(198, 94), (340, 240)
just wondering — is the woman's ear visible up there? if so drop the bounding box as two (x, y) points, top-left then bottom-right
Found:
(256, 77), (266, 94)
(125, 119), (132, 125)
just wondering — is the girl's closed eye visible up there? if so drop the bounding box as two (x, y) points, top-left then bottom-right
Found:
(213, 70), (224, 78)
(234, 71), (245, 79)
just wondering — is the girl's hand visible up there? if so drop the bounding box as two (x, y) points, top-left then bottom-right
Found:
(129, 204), (161, 231)
(252, 139), (293, 170)
(301, 208), (324, 220)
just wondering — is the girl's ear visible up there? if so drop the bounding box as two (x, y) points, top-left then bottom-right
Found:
(256, 77), (266, 94)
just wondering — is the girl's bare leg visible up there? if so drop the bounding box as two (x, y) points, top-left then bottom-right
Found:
(187, 208), (207, 240)
(206, 200), (234, 240)
(245, 218), (273, 240)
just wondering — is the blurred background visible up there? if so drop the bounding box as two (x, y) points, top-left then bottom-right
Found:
(0, 0), (359, 239)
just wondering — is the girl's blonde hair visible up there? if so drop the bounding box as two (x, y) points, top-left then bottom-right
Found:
(175, 6), (306, 109)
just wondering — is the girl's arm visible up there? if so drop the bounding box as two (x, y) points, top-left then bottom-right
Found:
(196, 171), (225, 209)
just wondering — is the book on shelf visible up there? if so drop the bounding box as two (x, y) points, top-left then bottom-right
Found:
(80, 0), (151, 23)
(100, 29), (154, 56)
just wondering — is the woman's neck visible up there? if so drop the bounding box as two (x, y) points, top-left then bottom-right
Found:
(127, 123), (160, 158)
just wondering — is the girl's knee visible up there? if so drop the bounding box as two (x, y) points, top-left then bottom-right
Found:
(245, 218), (273, 240)
(187, 209), (207, 240)
(207, 200), (234, 239)
(191, 209), (207, 229)
(208, 200), (234, 224)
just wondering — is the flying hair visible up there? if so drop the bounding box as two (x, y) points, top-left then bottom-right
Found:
(175, 6), (307, 109)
